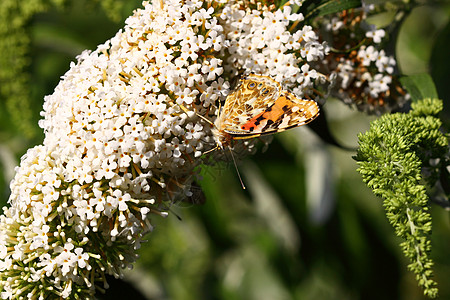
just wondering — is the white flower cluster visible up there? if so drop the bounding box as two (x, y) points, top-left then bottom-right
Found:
(332, 44), (397, 100)
(221, 3), (328, 96)
(316, 6), (408, 113)
(0, 0), (331, 298)
(0, 145), (100, 299)
(357, 45), (396, 97)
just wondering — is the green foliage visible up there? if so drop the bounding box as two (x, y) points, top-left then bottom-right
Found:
(355, 97), (449, 298)
(298, 0), (362, 21)
(430, 20), (450, 111)
(0, 0), (60, 138)
(400, 74), (439, 102)
(0, 0), (130, 139)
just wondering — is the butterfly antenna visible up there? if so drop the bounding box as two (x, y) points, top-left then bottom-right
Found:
(228, 146), (246, 190)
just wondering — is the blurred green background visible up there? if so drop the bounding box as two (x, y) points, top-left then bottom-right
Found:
(0, 1), (449, 299)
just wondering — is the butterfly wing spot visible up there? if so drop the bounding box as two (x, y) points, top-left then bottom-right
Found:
(248, 82), (257, 89)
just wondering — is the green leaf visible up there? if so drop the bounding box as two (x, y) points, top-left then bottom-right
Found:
(430, 20), (450, 116)
(299, 0), (362, 21)
(399, 74), (438, 102)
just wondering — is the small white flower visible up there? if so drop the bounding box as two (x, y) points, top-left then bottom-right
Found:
(185, 123), (204, 140)
(358, 45), (378, 66)
(366, 29), (386, 43)
(299, 64), (318, 87)
(31, 224), (50, 250)
(74, 248), (90, 269)
(55, 242), (76, 276)
(375, 50), (396, 74)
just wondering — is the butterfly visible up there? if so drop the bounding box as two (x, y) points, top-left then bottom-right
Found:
(211, 73), (320, 149)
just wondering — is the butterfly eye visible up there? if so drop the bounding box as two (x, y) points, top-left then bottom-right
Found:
(248, 82), (257, 89)
(262, 88), (270, 96)
(257, 83), (263, 88)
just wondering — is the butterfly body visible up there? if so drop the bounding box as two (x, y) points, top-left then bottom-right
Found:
(212, 74), (319, 149)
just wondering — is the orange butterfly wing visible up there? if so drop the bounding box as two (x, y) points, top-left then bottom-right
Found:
(218, 74), (319, 139)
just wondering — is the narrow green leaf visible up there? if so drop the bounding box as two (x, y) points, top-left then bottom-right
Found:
(300, 0), (362, 21)
(399, 74), (438, 102)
